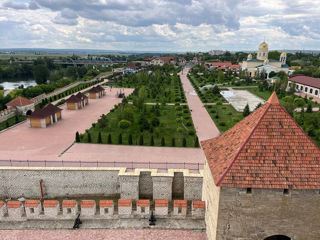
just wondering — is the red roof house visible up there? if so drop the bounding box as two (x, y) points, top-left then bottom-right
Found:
(289, 75), (320, 89)
(6, 96), (33, 107)
(201, 92), (320, 189)
(211, 62), (232, 67)
(6, 96), (35, 115)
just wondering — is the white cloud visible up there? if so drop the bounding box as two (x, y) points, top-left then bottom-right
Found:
(0, 0), (320, 51)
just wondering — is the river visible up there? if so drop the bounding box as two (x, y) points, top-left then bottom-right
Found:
(0, 80), (37, 90)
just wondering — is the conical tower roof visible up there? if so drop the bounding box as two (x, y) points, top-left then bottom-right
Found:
(201, 92), (320, 189)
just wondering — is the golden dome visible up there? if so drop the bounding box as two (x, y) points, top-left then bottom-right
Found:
(259, 41), (268, 49)
(280, 52), (286, 57)
(247, 53), (252, 59)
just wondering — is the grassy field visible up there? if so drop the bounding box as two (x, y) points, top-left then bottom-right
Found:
(80, 103), (199, 148)
(205, 105), (243, 132)
(189, 76), (227, 103)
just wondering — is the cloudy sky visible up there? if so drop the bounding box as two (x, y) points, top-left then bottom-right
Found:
(0, 0), (320, 52)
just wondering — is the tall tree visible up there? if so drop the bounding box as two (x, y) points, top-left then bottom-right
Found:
(243, 104), (250, 117)
(33, 64), (49, 84)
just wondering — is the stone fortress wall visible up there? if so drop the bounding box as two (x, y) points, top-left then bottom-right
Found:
(0, 167), (203, 201)
(214, 187), (320, 240)
(0, 198), (205, 222)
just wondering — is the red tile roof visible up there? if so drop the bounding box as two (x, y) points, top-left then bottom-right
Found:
(62, 200), (77, 208)
(155, 200), (168, 207)
(201, 92), (320, 190)
(24, 200), (40, 207)
(192, 201), (205, 209)
(0, 201), (3, 208)
(289, 75), (320, 89)
(174, 200), (187, 208)
(7, 201), (21, 208)
(6, 96), (33, 107)
(211, 62), (232, 67)
(100, 200), (113, 208)
(81, 200), (95, 208)
(118, 199), (132, 207)
(230, 64), (241, 70)
(159, 57), (175, 62)
(43, 200), (58, 208)
(136, 199), (150, 207)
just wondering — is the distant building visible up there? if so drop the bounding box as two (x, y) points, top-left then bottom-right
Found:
(206, 62), (240, 72)
(27, 104), (62, 128)
(287, 75), (320, 99)
(150, 56), (176, 66)
(201, 92), (320, 240)
(6, 96), (35, 116)
(241, 41), (289, 78)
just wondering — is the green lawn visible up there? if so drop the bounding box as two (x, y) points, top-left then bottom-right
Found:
(80, 103), (199, 148)
(0, 115), (26, 131)
(189, 76), (226, 103)
(205, 105), (243, 132)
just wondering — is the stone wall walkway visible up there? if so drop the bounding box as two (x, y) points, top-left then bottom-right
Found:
(0, 229), (206, 240)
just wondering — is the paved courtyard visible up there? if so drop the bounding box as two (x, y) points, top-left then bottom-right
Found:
(60, 143), (204, 171)
(0, 68), (218, 171)
(0, 87), (134, 161)
(0, 229), (206, 240)
(220, 89), (265, 112)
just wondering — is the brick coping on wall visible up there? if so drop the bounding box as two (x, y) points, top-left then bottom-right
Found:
(155, 200), (169, 207)
(118, 199), (132, 207)
(174, 200), (187, 208)
(62, 200), (77, 208)
(81, 200), (95, 208)
(24, 200), (40, 207)
(192, 201), (205, 209)
(100, 200), (113, 207)
(136, 200), (150, 207)
(7, 201), (21, 208)
(43, 200), (58, 208)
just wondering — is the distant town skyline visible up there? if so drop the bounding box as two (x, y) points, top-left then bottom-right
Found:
(0, 0), (320, 52)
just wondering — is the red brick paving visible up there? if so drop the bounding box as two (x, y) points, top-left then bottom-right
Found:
(0, 87), (133, 161)
(0, 229), (206, 240)
(179, 69), (220, 141)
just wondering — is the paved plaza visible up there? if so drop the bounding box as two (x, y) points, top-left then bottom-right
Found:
(0, 87), (134, 161)
(0, 68), (219, 171)
(220, 89), (265, 112)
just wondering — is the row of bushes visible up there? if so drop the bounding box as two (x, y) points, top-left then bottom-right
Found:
(37, 79), (102, 108)
(0, 115), (26, 131)
(76, 131), (200, 148)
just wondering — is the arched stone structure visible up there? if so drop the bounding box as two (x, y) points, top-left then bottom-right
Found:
(264, 235), (291, 240)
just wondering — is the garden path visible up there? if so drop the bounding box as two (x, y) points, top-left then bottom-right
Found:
(179, 69), (220, 141)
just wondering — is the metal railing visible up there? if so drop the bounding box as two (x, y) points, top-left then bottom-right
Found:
(0, 159), (204, 171)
